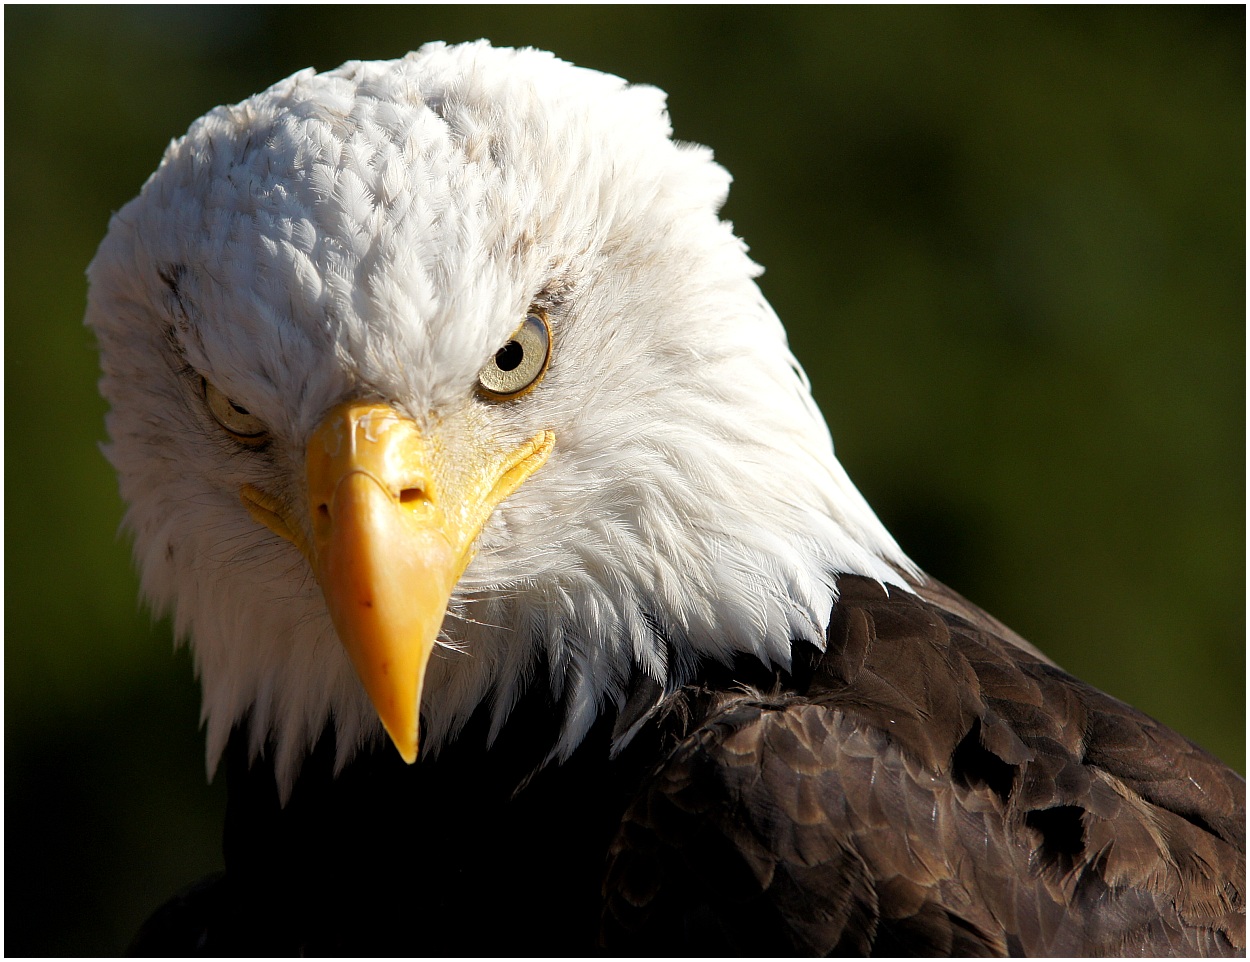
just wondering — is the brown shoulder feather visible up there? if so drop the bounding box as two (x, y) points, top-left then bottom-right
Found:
(602, 575), (1246, 955)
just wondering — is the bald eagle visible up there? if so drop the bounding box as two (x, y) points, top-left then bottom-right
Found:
(88, 42), (1243, 956)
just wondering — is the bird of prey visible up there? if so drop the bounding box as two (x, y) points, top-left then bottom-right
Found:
(88, 41), (1243, 956)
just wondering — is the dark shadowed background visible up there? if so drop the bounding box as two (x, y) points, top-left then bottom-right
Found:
(5, 6), (1244, 955)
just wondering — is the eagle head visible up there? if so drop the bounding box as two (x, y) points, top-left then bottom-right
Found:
(86, 41), (911, 796)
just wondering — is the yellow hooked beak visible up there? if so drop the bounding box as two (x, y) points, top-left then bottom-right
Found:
(241, 401), (554, 763)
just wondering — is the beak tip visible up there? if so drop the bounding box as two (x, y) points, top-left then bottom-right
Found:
(385, 725), (419, 765)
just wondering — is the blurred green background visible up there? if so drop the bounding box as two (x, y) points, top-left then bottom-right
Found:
(5, 6), (1244, 955)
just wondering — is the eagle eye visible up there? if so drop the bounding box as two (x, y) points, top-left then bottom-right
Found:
(203, 378), (269, 445)
(477, 313), (551, 400)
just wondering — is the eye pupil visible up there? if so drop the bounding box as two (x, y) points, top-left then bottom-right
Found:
(495, 340), (524, 372)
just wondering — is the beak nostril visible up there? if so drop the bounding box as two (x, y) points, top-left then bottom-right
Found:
(399, 487), (426, 506)
(316, 503), (331, 523)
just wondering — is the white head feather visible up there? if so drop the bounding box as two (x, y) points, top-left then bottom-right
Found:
(87, 41), (915, 795)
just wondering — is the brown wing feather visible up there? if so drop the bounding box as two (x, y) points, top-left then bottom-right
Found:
(602, 574), (1245, 956)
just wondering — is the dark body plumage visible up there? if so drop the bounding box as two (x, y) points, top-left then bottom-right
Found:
(131, 576), (1245, 956)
